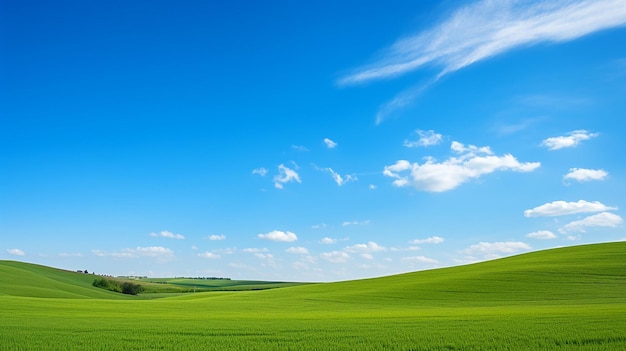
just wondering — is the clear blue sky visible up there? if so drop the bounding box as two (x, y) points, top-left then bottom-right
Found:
(1, 0), (625, 281)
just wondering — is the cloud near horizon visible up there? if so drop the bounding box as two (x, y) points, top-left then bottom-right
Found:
(524, 200), (617, 217)
(559, 212), (623, 233)
(384, 141), (540, 192)
(338, 0), (626, 123)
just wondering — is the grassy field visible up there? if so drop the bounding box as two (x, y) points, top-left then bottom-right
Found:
(1, 242), (625, 350)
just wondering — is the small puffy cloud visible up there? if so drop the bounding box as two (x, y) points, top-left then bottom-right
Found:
(563, 168), (608, 182)
(410, 236), (444, 244)
(133, 246), (174, 257)
(463, 241), (531, 258)
(384, 142), (539, 192)
(7, 248), (25, 256)
(254, 253), (274, 260)
(320, 237), (337, 244)
(258, 230), (298, 242)
(524, 200), (617, 217)
(274, 164), (301, 189)
(323, 138), (337, 149)
(345, 241), (386, 253)
(369, 184), (377, 190)
(559, 212), (623, 233)
(526, 230), (557, 240)
(150, 230), (184, 240)
(198, 252), (221, 259)
(403, 129), (443, 148)
(252, 167), (268, 176)
(286, 246), (309, 254)
(402, 255), (438, 264)
(320, 251), (350, 263)
(208, 234), (226, 241)
(541, 130), (598, 150)
(322, 167), (357, 186)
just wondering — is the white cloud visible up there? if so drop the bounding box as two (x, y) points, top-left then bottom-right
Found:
(369, 184), (377, 190)
(403, 129), (443, 148)
(254, 253), (274, 260)
(252, 167), (268, 176)
(384, 141), (540, 192)
(320, 251), (350, 263)
(291, 145), (309, 152)
(286, 246), (309, 254)
(541, 130), (599, 150)
(463, 241), (531, 258)
(312, 223), (327, 229)
(345, 241), (386, 253)
(563, 168), (608, 182)
(133, 246), (174, 257)
(524, 200), (617, 217)
(410, 236), (444, 244)
(559, 212), (623, 233)
(258, 230), (298, 242)
(7, 248), (25, 256)
(320, 237), (337, 244)
(243, 248), (269, 253)
(526, 230), (557, 239)
(208, 234), (226, 241)
(198, 252), (221, 259)
(273, 164), (301, 189)
(402, 255), (438, 264)
(321, 167), (357, 186)
(339, 1), (626, 85)
(95, 246), (175, 261)
(342, 220), (371, 226)
(323, 138), (337, 149)
(150, 230), (185, 240)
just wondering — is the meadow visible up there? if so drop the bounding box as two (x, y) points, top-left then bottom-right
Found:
(1, 242), (625, 350)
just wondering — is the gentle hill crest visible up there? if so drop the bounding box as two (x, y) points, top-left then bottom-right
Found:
(2, 242), (625, 304)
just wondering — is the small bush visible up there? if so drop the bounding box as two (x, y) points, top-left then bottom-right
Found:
(93, 278), (143, 295)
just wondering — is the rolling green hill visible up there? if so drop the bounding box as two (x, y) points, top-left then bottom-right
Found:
(1, 242), (625, 350)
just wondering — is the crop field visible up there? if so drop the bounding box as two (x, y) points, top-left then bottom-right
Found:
(1, 242), (625, 350)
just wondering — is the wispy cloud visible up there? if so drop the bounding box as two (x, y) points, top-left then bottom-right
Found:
(559, 212), (623, 233)
(323, 138), (337, 149)
(321, 167), (357, 186)
(339, 0), (626, 122)
(198, 252), (221, 259)
(524, 200), (616, 217)
(384, 141), (540, 192)
(150, 230), (185, 240)
(563, 168), (608, 182)
(320, 250), (350, 263)
(252, 167), (268, 176)
(526, 230), (557, 239)
(340, 0), (626, 85)
(273, 164), (301, 189)
(410, 236), (445, 244)
(541, 130), (599, 150)
(93, 246), (175, 262)
(463, 241), (531, 260)
(403, 129), (443, 148)
(208, 234), (226, 241)
(286, 246), (309, 254)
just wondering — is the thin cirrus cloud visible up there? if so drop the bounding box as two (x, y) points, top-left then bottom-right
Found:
(323, 138), (337, 149)
(563, 168), (608, 182)
(524, 200), (617, 217)
(540, 130), (599, 150)
(208, 234), (226, 241)
(384, 141), (540, 192)
(463, 241), (531, 258)
(559, 212), (624, 233)
(338, 0), (626, 123)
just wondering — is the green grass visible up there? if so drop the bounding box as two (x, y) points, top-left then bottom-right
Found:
(1, 242), (625, 350)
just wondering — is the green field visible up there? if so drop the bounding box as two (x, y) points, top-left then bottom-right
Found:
(1, 242), (625, 350)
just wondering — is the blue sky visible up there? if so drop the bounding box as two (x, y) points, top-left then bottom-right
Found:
(1, 0), (625, 281)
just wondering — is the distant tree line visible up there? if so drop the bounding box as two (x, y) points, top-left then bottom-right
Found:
(93, 277), (144, 295)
